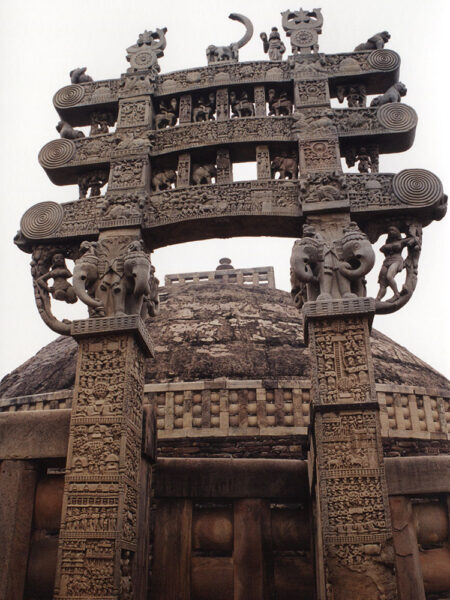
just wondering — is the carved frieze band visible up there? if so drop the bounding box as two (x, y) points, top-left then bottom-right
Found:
(17, 170), (445, 246)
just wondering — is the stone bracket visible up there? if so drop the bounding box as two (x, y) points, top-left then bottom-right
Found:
(71, 315), (154, 357)
(303, 297), (375, 343)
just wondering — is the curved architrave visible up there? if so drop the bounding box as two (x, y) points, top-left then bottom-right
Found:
(16, 174), (446, 252)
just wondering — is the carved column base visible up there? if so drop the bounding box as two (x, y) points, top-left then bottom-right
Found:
(306, 305), (398, 600)
(53, 317), (153, 600)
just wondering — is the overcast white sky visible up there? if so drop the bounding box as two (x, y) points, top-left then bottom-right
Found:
(0, 0), (449, 382)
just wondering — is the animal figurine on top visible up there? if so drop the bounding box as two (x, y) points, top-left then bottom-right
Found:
(354, 31), (390, 51)
(70, 67), (93, 84)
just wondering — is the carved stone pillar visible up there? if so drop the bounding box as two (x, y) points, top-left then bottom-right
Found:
(256, 145), (271, 180)
(52, 316), (154, 600)
(216, 148), (232, 183)
(293, 77), (341, 175)
(179, 94), (192, 124)
(177, 153), (191, 187)
(216, 88), (229, 121)
(305, 300), (398, 600)
(254, 86), (266, 117)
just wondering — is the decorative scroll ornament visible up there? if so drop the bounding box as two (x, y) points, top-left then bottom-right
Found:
(53, 84), (85, 108)
(281, 8), (323, 54)
(126, 28), (167, 75)
(38, 139), (76, 169)
(392, 169), (443, 207)
(376, 103), (417, 132)
(20, 201), (64, 240)
(206, 13), (254, 64)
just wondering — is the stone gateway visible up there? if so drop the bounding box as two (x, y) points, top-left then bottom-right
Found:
(1, 6), (449, 600)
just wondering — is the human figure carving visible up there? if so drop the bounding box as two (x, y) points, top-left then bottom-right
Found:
(70, 67), (93, 83)
(56, 120), (85, 140)
(267, 89), (292, 116)
(230, 90), (255, 117)
(260, 27), (286, 61)
(206, 13), (253, 64)
(192, 94), (216, 122)
(155, 98), (178, 129)
(354, 31), (390, 51)
(370, 82), (407, 107)
(376, 226), (419, 302)
(36, 252), (77, 304)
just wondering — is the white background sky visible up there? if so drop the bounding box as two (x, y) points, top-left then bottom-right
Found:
(0, 0), (449, 381)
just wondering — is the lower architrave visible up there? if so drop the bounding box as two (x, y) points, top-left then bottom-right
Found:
(53, 316), (153, 600)
(305, 301), (398, 600)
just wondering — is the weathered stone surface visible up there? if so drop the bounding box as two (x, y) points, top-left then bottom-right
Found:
(1, 284), (448, 398)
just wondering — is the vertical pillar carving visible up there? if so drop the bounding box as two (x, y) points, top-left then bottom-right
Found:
(52, 319), (154, 600)
(254, 86), (266, 117)
(293, 77), (342, 175)
(216, 88), (229, 121)
(179, 95), (192, 124)
(117, 97), (154, 129)
(177, 153), (191, 187)
(305, 303), (398, 600)
(216, 148), (232, 183)
(256, 145), (271, 180)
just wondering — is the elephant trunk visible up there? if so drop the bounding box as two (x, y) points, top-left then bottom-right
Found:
(339, 245), (376, 280)
(291, 256), (318, 284)
(73, 272), (103, 309)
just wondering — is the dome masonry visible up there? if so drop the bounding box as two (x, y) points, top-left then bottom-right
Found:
(1, 278), (448, 399)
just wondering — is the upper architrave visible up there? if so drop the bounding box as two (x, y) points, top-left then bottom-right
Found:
(53, 51), (400, 125)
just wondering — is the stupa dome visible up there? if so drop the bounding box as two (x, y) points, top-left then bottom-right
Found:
(1, 274), (448, 399)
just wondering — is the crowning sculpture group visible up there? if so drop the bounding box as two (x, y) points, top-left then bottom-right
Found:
(14, 7), (447, 600)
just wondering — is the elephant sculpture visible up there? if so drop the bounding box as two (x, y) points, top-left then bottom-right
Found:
(152, 169), (177, 192)
(290, 222), (375, 306)
(338, 222), (376, 297)
(72, 240), (153, 317)
(206, 14), (253, 64)
(191, 163), (217, 185)
(271, 154), (298, 179)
